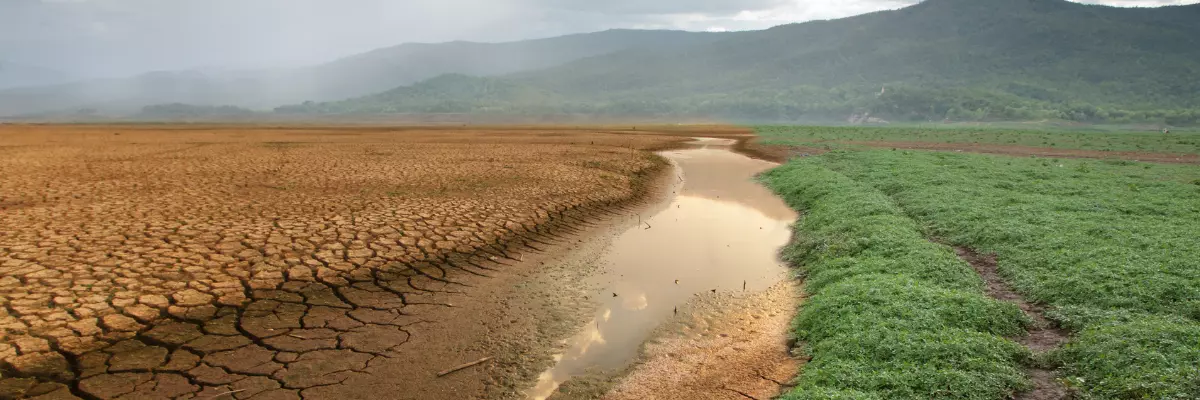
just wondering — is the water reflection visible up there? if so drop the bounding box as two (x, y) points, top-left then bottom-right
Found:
(527, 140), (796, 399)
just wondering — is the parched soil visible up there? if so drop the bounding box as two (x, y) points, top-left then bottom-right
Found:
(0, 124), (699, 400)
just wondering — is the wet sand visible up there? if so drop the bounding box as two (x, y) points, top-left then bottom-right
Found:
(602, 282), (800, 400)
(528, 138), (798, 399)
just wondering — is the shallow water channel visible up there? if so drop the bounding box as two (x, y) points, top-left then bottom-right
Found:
(527, 138), (798, 399)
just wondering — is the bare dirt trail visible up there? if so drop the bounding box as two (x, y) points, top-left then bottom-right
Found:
(529, 138), (800, 400)
(952, 247), (1071, 400)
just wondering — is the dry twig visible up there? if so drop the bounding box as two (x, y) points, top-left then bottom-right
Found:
(437, 357), (493, 377)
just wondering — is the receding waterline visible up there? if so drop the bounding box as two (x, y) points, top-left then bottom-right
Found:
(527, 139), (797, 399)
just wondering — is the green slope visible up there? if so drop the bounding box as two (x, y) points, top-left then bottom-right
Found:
(291, 0), (1200, 124)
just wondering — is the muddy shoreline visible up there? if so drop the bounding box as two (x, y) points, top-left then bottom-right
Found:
(0, 126), (692, 400)
(0, 126), (802, 400)
(526, 138), (801, 400)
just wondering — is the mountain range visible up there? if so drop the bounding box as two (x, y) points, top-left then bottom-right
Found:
(0, 30), (721, 117)
(5, 0), (1200, 124)
(282, 0), (1200, 123)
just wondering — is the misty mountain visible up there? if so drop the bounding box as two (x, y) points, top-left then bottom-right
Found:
(288, 0), (1200, 123)
(0, 61), (72, 90)
(0, 29), (723, 116)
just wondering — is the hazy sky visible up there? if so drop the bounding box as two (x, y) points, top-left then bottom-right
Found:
(2, 0), (1197, 77)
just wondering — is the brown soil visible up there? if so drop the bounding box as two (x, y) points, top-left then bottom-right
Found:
(0, 124), (716, 400)
(730, 139), (811, 164)
(952, 247), (1071, 400)
(600, 283), (800, 400)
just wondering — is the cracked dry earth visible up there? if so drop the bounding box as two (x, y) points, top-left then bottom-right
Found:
(0, 125), (688, 400)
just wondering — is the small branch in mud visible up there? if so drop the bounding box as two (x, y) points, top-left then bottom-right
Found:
(437, 357), (493, 377)
(208, 389), (248, 399)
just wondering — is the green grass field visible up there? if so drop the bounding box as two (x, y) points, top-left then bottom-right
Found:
(761, 162), (1031, 399)
(762, 145), (1200, 399)
(756, 126), (1200, 155)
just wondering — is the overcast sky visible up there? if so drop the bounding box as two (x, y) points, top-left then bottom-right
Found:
(2, 0), (1197, 78)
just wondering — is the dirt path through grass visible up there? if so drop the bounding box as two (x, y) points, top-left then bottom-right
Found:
(778, 148), (1200, 399)
(952, 246), (1071, 400)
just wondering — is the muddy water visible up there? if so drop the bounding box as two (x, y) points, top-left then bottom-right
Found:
(527, 138), (797, 399)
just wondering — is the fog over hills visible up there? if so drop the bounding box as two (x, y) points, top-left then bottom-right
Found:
(284, 0), (1200, 123)
(0, 62), (72, 90)
(3, 0), (1198, 124)
(0, 30), (724, 116)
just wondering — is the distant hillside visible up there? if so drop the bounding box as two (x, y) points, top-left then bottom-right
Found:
(0, 61), (71, 90)
(287, 0), (1200, 124)
(0, 30), (724, 117)
(134, 103), (258, 121)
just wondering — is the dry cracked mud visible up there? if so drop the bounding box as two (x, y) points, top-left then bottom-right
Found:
(0, 124), (706, 400)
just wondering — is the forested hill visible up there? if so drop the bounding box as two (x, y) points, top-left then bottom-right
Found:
(284, 0), (1200, 124)
(0, 29), (723, 116)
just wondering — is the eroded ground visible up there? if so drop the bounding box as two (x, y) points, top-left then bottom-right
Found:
(533, 138), (800, 399)
(0, 125), (712, 399)
(603, 282), (800, 400)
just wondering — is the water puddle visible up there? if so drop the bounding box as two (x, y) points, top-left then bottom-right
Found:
(527, 138), (797, 399)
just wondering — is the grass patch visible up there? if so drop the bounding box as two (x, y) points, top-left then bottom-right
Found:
(787, 149), (1200, 399)
(761, 162), (1030, 399)
(1054, 315), (1200, 399)
(756, 126), (1200, 155)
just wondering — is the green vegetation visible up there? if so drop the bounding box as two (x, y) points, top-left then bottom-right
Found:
(11, 0), (1199, 123)
(767, 146), (1200, 399)
(279, 0), (1200, 124)
(760, 162), (1030, 399)
(6, 0), (1200, 123)
(756, 126), (1200, 155)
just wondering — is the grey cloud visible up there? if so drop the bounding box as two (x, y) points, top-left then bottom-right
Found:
(527, 0), (792, 15)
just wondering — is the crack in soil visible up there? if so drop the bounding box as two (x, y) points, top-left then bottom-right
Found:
(720, 386), (760, 400)
(0, 126), (687, 399)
